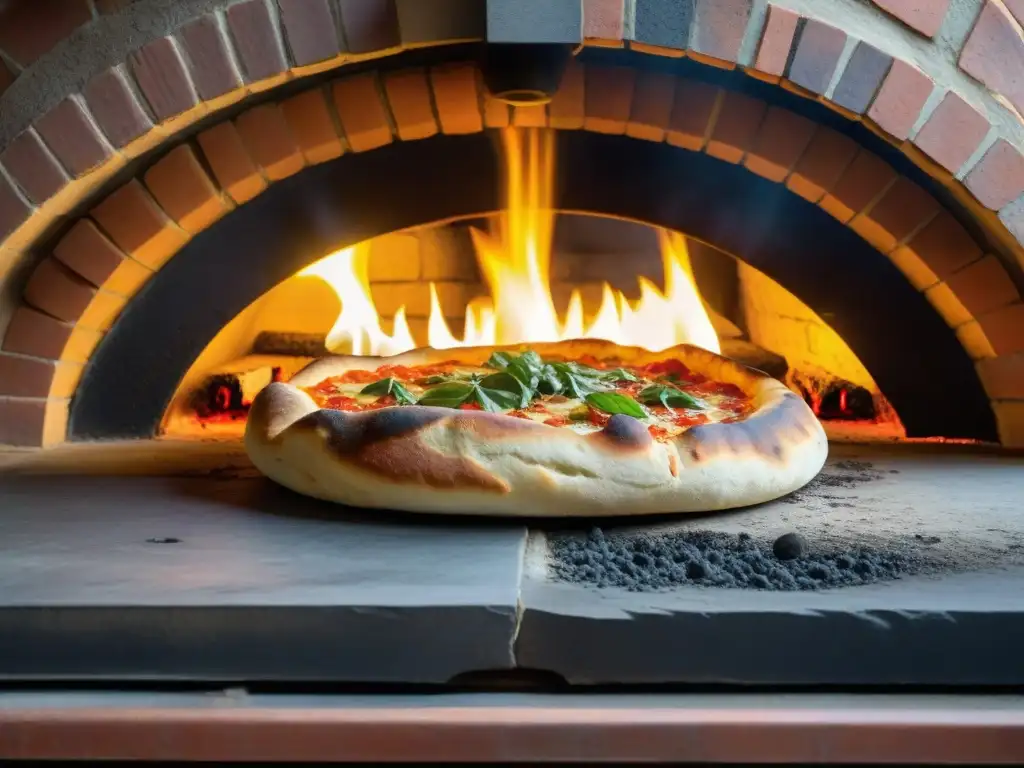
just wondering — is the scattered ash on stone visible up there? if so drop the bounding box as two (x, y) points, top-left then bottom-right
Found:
(548, 528), (929, 592)
(781, 460), (888, 505)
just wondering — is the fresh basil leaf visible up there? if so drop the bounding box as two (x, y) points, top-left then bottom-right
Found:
(474, 385), (522, 413)
(584, 392), (648, 419)
(520, 350), (544, 370)
(416, 382), (474, 408)
(602, 367), (639, 382)
(360, 377), (417, 405)
(389, 380), (417, 405)
(421, 374), (454, 384)
(506, 358), (540, 391)
(639, 384), (705, 410)
(478, 371), (531, 408)
(537, 365), (564, 395)
(486, 351), (515, 370)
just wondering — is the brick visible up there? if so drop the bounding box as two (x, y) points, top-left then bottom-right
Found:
(83, 66), (154, 149)
(913, 91), (990, 174)
(1001, 196), (1024, 245)
(754, 4), (799, 78)
(944, 255), (1019, 317)
(129, 37), (199, 122)
(23, 259), (95, 323)
(332, 73), (394, 151)
(339, 0), (402, 52)
(280, 89), (344, 164)
(235, 104), (305, 180)
(486, 0), (582, 44)
(430, 63), (483, 134)
(957, 319), (995, 359)
(548, 59), (585, 129)
(584, 66), (636, 134)
(977, 302), (1024, 355)
(786, 127), (858, 203)
(61, 325), (103, 363)
(964, 138), (1024, 211)
(52, 219), (127, 288)
(89, 179), (189, 270)
(78, 289), (126, 331)
(924, 282), (972, 327)
(0, 0), (91, 67)
(866, 58), (933, 141)
(0, 398), (50, 447)
(2, 307), (72, 359)
(692, 0), (752, 64)
(512, 105), (547, 128)
(632, 0), (693, 50)
(279, 0), (341, 65)
(384, 68), (439, 141)
(145, 144), (230, 233)
(994, 401), (1024, 447)
(977, 354), (1024, 399)
(819, 150), (895, 223)
(831, 41), (892, 115)
(743, 106), (816, 182)
(196, 122), (268, 204)
(1005, 0), (1024, 25)
(787, 18), (846, 95)
(706, 91), (766, 164)
(482, 94), (510, 128)
(0, 129), (69, 205)
(850, 177), (939, 252)
(0, 353), (57, 398)
(35, 98), (114, 176)
(0, 59), (14, 99)
(869, 0), (949, 37)
(226, 0), (288, 81)
(368, 233), (421, 281)
(666, 80), (719, 150)
(584, 0), (625, 40)
(178, 14), (243, 100)
(888, 243), (939, 290)
(895, 211), (983, 279)
(627, 71), (675, 141)
(395, 0), (486, 44)
(0, 172), (33, 240)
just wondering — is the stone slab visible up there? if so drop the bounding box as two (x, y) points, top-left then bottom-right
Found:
(0, 475), (527, 682)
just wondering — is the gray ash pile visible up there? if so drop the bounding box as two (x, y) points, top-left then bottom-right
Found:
(548, 528), (926, 591)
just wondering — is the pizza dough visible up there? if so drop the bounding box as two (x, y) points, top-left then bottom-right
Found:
(244, 340), (828, 516)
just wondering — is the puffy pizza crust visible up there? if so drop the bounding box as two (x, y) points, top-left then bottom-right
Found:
(244, 340), (828, 516)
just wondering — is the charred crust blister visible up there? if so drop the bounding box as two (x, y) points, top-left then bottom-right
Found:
(596, 414), (655, 450)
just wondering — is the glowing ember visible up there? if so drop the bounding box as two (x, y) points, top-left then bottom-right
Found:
(300, 128), (720, 356)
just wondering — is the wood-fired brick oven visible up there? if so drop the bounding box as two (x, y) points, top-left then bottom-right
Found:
(1, 0), (1024, 761)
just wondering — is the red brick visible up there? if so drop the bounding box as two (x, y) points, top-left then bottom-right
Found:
(512, 105), (547, 128)
(278, 0), (341, 66)
(130, 37), (199, 122)
(0, 0), (91, 67)
(976, 354), (1024, 399)
(83, 66), (154, 149)
(384, 68), (439, 141)
(706, 91), (767, 164)
(869, 0), (949, 37)
(226, 0), (288, 81)
(2, 306), (72, 360)
(482, 93), (510, 128)
(897, 211), (983, 279)
(788, 18), (846, 95)
(820, 150), (896, 223)
(35, 97), (113, 176)
(429, 63), (483, 135)
(196, 122), (268, 204)
(959, 1), (1024, 118)
(280, 89), (344, 164)
(977, 302), (1024, 355)
(1006, 0), (1024, 25)
(744, 106), (816, 182)
(754, 4), (799, 78)
(332, 73), (395, 151)
(866, 58), (933, 141)
(913, 91), (990, 174)
(584, 66), (636, 134)
(0, 129), (69, 205)
(786, 127), (858, 202)
(964, 138), (1024, 211)
(0, 398), (48, 447)
(52, 219), (126, 288)
(666, 80), (719, 151)
(945, 255), (1020, 317)
(234, 105), (305, 181)
(851, 177), (939, 252)
(144, 144), (229, 233)
(338, 0), (401, 53)
(830, 41), (892, 115)
(0, 172), (32, 240)
(692, 0), (752, 64)
(90, 179), (189, 269)
(178, 15), (243, 100)
(23, 259), (95, 323)
(627, 71), (675, 142)
(548, 59), (585, 129)
(584, 0), (625, 39)
(0, 353), (57, 398)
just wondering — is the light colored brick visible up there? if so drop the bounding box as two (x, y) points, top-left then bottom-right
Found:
(235, 104), (306, 181)
(430, 63), (483, 134)
(196, 122), (268, 204)
(280, 89), (344, 165)
(89, 179), (190, 270)
(145, 144), (230, 233)
(333, 73), (395, 151)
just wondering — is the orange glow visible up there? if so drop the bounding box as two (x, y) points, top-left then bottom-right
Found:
(301, 128), (720, 356)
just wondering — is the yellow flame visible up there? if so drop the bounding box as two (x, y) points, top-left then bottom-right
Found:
(301, 128), (720, 356)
